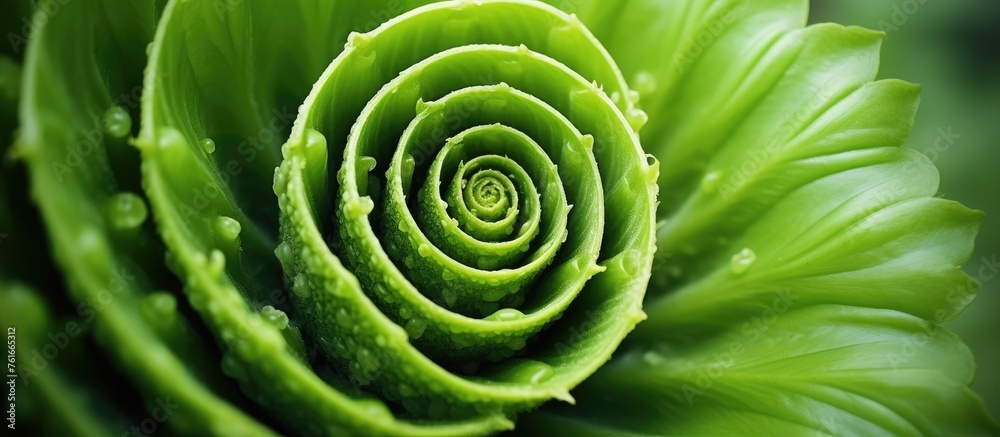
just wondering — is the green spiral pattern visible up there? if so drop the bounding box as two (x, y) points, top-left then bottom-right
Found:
(12, 0), (658, 435)
(272, 0), (659, 419)
(9, 0), (1000, 435)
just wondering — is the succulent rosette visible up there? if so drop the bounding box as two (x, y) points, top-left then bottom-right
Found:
(0, 0), (997, 435)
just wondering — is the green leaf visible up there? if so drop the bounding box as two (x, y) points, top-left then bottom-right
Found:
(521, 305), (997, 436)
(16, 0), (278, 434)
(0, 282), (126, 437)
(520, 0), (998, 434)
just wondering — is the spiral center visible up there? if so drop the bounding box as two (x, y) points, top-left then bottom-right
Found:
(463, 170), (514, 222)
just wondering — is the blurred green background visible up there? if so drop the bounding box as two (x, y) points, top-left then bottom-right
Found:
(812, 0), (1000, 419)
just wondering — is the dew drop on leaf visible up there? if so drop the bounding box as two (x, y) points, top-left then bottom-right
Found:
(481, 287), (507, 303)
(729, 247), (757, 275)
(141, 292), (177, 326)
(642, 350), (665, 366)
(442, 288), (457, 308)
(487, 308), (525, 322)
(102, 106), (131, 138)
(214, 216), (241, 241)
(701, 171), (722, 192)
(627, 108), (649, 132)
(397, 382), (416, 398)
(633, 71), (658, 96)
(261, 305), (289, 330)
(344, 196), (374, 219)
(200, 137), (216, 154)
(274, 242), (292, 267)
(417, 243), (432, 257)
(354, 398), (393, 421)
(107, 192), (148, 230)
(505, 337), (526, 351)
(336, 308), (353, 328)
(405, 318), (426, 339)
(506, 359), (554, 384)
(206, 249), (226, 277)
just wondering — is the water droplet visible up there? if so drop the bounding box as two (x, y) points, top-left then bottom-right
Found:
(481, 287), (507, 302)
(633, 71), (657, 96)
(378, 283), (395, 304)
(214, 216), (241, 241)
(452, 333), (474, 347)
(505, 337), (526, 350)
(729, 248), (757, 275)
(141, 292), (177, 325)
(293, 274), (311, 298)
(275, 242), (293, 267)
(207, 249), (226, 276)
(417, 243), (433, 257)
(336, 308), (353, 328)
(358, 348), (379, 373)
(642, 350), (665, 365)
(627, 90), (641, 105)
(487, 308), (524, 322)
(441, 270), (456, 281)
(398, 382), (416, 398)
(627, 108), (649, 132)
(507, 360), (554, 384)
(497, 58), (524, 78)
(102, 106), (131, 138)
(405, 318), (426, 339)
(107, 192), (148, 230)
(476, 256), (499, 270)
(261, 305), (289, 330)
(701, 171), (722, 192)
(348, 359), (363, 378)
(200, 138), (216, 154)
(398, 306), (412, 320)
(344, 196), (374, 219)
(355, 399), (393, 421)
(442, 289), (457, 308)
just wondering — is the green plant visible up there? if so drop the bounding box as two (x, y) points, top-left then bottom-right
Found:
(1, 0), (997, 435)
